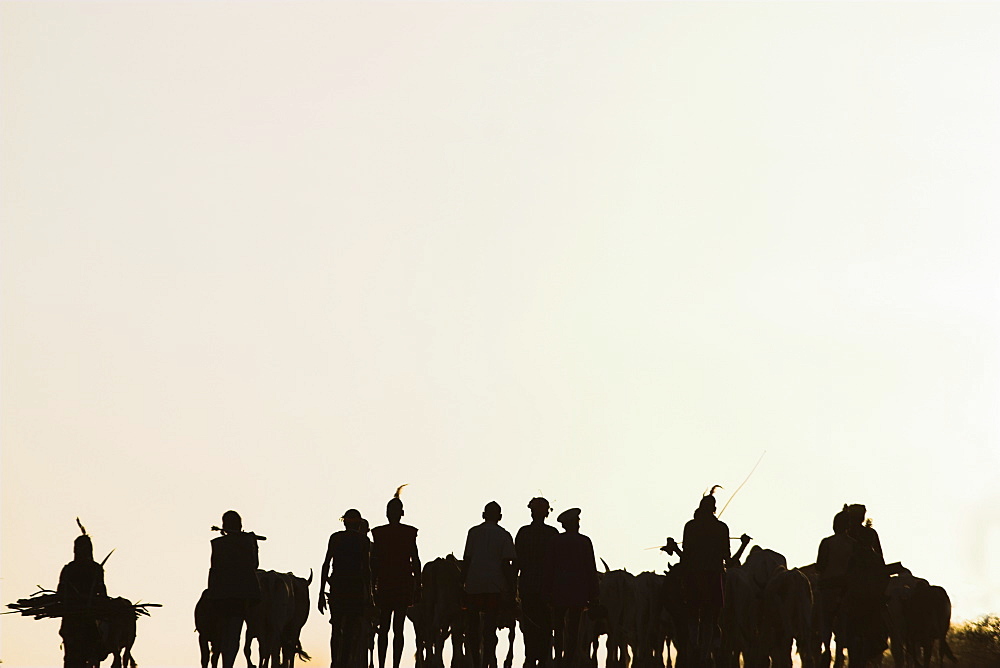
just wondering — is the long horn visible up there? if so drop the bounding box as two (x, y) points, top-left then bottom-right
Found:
(600, 558), (610, 573)
(306, 568), (314, 586)
(100, 549), (115, 567)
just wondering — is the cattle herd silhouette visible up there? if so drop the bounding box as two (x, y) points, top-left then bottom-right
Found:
(7, 489), (955, 668)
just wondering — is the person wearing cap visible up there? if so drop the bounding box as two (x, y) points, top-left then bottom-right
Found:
(544, 507), (599, 668)
(58, 530), (108, 668)
(371, 490), (421, 668)
(462, 501), (516, 668)
(515, 497), (558, 668)
(207, 510), (262, 668)
(679, 489), (730, 667)
(320, 508), (373, 668)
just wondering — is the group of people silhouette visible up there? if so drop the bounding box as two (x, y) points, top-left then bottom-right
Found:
(47, 487), (891, 668)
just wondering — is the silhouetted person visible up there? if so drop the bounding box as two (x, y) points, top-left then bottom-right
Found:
(816, 509), (857, 668)
(320, 508), (372, 668)
(207, 510), (261, 668)
(515, 497), (558, 668)
(58, 528), (108, 668)
(371, 487), (421, 668)
(545, 508), (599, 668)
(463, 501), (516, 668)
(680, 487), (730, 668)
(841, 504), (888, 668)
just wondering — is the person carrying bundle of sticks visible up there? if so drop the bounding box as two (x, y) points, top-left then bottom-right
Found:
(58, 519), (108, 668)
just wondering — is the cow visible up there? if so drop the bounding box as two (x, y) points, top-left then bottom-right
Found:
(902, 583), (956, 668)
(196, 589), (223, 668)
(283, 570), (312, 667)
(885, 568), (928, 668)
(632, 571), (670, 668)
(598, 566), (635, 668)
(760, 568), (814, 668)
(719, 546), (788, 668)
(97, 596), (139, 668)
(408, 555), (467, 668)
(240, 569), (312, 668)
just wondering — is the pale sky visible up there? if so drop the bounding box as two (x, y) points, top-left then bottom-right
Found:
(2, 2), (999, 666)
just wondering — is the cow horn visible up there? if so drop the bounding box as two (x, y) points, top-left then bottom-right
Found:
(306, 568), (314, 586)
(600, 558), (610, 573)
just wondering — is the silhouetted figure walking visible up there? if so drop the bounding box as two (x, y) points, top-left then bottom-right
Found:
(515, 497), (558, 668)
(58, 522), (108, 668)
(841, 504), (888, 668)
(320, 508), (373, 668)
(545, 508), (599, 668)
(206, 511), (262, 668)
(463, 501), (516, 668)
(372, 486), (421, 668)
(680, 487), (730, 668)
(815, 509), (857, 668)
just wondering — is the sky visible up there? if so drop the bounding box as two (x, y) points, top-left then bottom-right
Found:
(2, 1), (999, 666)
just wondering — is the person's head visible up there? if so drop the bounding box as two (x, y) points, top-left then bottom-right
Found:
(528, 497), (550, 523)
(387, 484), (407, 523)
(845, 504), (866, 524)
(386, 497), (404, 523)
(483, 501), (502, 523)
(342, 508), (363, 532)
(222, 510), (242, 534)
(73, 534), (93, 562)
(833, 509), (850, 534)
(556, 508), (581, 532)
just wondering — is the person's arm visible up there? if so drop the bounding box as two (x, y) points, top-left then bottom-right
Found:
(585, 537), (599, 605)
(502, 532), (516, 599)
(318, 535), (333, 614)
(362, 538), (373, 603)
(95, 565), (107, 598)
(411, 534), (422, 603)
(461, 529), (473, 586)
(816, 538), (830, 575)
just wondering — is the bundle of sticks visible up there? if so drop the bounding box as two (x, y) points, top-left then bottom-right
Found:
(6, 588), (161, 621)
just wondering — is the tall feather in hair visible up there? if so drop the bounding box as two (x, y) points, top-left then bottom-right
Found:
(76, 517), (88, 536)
(394, 484), (408, 499)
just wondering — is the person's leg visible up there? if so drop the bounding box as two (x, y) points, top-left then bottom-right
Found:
(219, 612), (244, 668)
(330, 615), (341, 668)
(483, 608), (499, 668)
(391, 607), (407, 668)
(377, 605), (392, 668)
(550, 607), (565, 668)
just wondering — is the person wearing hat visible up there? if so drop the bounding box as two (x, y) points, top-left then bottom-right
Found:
(206, 510), (262, 668)
(319, 508), (373, 668)
(57, 525), (108, 668)
(462, 501), (516, 668)
(679, 488), (730, 667)
(544, 507), (599, 668)
(515, 497), (558, 668)
(371, 487), (421, 668)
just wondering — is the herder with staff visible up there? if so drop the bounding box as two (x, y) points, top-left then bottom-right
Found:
(679, 487), (730, 668)
(58, 520), (108, 668)
(207, 510), (263, 668)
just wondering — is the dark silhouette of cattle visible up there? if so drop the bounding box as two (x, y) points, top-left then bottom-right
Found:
(196, 589), (223, 668)
(97, 596), (139, 668)
(244, 569), (312, 668)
